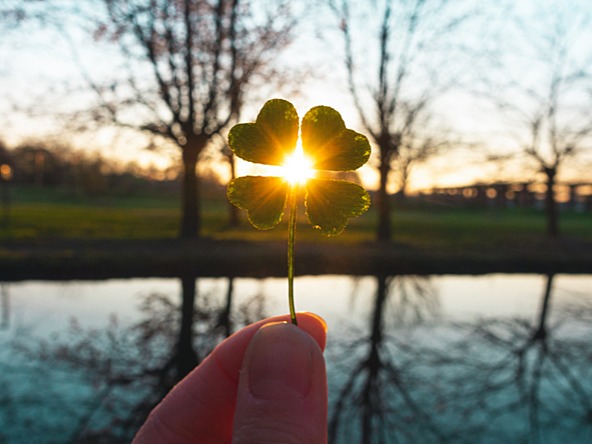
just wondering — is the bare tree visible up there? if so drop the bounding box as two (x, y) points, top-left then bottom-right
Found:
(329, 0), (480, 241)
(447, 274), (592, 440)
(329, 273), (592, 442)
(79, 0), (297, 237)
(222, 142), (241, 226)
(5, 276), (267, 442)
(394, 118), (454, 200)
(484, 3), (592, 237)
(329, 274), (443, 443)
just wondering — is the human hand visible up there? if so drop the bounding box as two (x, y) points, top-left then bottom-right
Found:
(133, 312), (328, 444)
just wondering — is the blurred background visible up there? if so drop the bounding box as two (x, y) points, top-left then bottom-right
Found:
(1, 0), (591, 240)
(1, 0), (592, 442)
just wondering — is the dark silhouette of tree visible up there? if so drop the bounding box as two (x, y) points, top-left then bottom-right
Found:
(2, 273), (592, 442)
(223, 144), (241, 227)
(217, 276), (235, 336)
(483, 3), (592, 237)
(10, 144), (59, 186)
(328, 0), (480, 241)
(3, 276), (266, 442)
(85, 0), (297, 237)
(329, 273), (592, 442)
(175, 276), (199, 378)
(0, 284), (9, 330)
(329, 274), (444, 443)
(446, 274), (592, 441)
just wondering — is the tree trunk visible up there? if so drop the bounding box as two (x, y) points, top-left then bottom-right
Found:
(398, 159), (411, 202)
(544, 167), (559, 237)
(376, 155), (392, 242)
(398, 184), (408, 202)
(228, 152), (240, 227)
(219, 277), (234, 337)
(180, 145), (201, 238)
(1, 177), (9, 227)
(1, 284), (9, 329)
(176, 276), (198, 380)
(360, 274), (388, 443)
(532, 273), (554, 341)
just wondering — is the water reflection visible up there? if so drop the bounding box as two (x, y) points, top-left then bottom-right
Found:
(0, 284), (8, 330)
(1, 276), (266, 443)
(0, 274), (591, 443)
(329, 275), (444, 443)
(329, 273), (592, 443)
(444, 273), (592, 442)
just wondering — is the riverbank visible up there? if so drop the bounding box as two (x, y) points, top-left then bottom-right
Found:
(1, 236), (591, 280)
(2, 187), (591, 279)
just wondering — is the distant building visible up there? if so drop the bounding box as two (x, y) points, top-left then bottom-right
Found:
(418, 181), (592, 212)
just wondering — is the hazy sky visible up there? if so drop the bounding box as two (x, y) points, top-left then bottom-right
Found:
(1, 0), (591, 192)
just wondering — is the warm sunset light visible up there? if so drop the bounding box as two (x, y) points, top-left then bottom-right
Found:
(281, 145), (315, 185)
(0, 164), (12, 180)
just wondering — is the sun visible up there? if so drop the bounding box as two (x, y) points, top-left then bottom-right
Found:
(282, 144), (315, 185)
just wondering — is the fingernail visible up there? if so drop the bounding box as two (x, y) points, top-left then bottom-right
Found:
(301, 311), (328, 333)
(247, 322), (313, 400)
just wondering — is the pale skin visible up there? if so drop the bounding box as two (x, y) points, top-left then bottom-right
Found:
(133, 312), (328, 444)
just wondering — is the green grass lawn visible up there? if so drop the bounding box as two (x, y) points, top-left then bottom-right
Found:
(1, 185), (591, 247)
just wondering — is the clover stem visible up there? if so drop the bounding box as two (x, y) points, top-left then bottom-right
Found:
(287, 184), (298, 326)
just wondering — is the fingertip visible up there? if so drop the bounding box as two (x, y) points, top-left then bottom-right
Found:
(299, 311), (328, 333)
(233, 320), (328, 443)
(293, 312), (328, 351)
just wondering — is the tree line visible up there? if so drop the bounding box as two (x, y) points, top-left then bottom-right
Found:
(0, 140), (223, 198)
(2, 0), (591, 239)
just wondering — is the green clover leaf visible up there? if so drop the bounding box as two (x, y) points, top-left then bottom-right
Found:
(302, 106), (371, 171)
(228, 98), (299, 166)
(226, 98), (371, 325)
(227, 99), (371, 236)
(227, 176), (289, 230)
(305, 178), (370, 236)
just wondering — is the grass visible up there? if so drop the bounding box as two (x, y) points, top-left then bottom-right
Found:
(1, 185), (591, 278)
(1, 185), (591, 248)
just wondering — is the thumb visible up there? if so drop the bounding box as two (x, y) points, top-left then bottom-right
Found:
(232, 322), (328, 444)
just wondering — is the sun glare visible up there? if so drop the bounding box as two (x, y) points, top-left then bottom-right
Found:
(282, 144), (315, 185)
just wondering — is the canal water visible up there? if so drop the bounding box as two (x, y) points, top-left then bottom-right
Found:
(1, 274), (591, 443)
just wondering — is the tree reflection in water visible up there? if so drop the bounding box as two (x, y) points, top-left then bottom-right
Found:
(329, 274), (444, 443)
(0, 283), (8, 330)
(9, 276), (266, 443)
(3, 274), (591, 442)
(329, 274), (592, 443)
(441, 274), (592, 442)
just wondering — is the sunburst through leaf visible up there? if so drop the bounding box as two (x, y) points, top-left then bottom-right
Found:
(227, 98), (371, 324)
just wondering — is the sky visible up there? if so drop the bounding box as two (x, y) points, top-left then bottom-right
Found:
(1, 0), (591, 193)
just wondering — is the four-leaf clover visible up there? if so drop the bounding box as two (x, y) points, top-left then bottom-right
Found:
(227, 98), (371, 236)
(226, 98), (371, 325)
